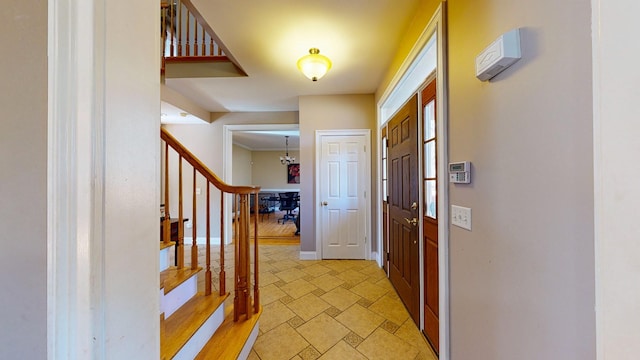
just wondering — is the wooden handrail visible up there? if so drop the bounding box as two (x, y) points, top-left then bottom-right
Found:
(161, 128), (259, 195)
(161, 127), (260, 322)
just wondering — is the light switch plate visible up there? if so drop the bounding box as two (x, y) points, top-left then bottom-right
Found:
(451, 205), (472, 231)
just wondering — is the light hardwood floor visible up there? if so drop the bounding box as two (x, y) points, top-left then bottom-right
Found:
(250, 210), (300, 244)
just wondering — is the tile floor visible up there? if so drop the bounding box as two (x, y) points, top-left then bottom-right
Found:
(209, 245), (440, 360)
(188, 243), (437, 359)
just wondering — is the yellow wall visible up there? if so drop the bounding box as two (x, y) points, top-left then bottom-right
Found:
(376, 0), (442, 102)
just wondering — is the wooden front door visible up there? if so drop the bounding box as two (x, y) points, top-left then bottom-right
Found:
(421, 79), (439, 353)
(387, 95), (420, 324)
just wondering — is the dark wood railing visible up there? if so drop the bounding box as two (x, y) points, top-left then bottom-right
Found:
(161, 128), (261, 320)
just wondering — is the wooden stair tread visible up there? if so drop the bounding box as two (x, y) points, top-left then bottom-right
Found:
(161, 292), (228, 360)
(160, 266), (202, 294)
(195, 305), (263, 360)
(160, 241), (175, 250)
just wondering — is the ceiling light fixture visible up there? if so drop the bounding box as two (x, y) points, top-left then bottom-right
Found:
(297, 48), (332, 81)
(280, 136), (296, 165)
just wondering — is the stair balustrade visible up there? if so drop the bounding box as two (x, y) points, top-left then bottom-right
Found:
(161, 1), (229, 63)
(161, 128), (261, 321)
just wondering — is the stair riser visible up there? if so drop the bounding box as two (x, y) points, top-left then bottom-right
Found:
(161, 275), (198, 318)
(160, 247), (173, 272)
(173, 303), (225, 360)
(237, 320), (260, 360)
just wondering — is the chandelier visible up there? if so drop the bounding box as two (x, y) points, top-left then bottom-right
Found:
(280, 136), (296, 165)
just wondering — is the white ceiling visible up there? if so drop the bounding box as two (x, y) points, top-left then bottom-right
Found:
(164, 0), (421, 113)
(161, 0), (420, 149)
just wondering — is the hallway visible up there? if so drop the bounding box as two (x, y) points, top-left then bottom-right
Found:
(198, 243), (437, 359)
(249, 245), (436, 359)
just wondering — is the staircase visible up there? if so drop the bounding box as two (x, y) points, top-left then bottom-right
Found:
(161, 0), (246, 78)
(160, 128), (261, 359)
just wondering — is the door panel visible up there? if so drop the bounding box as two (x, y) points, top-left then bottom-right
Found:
(320, 135), (367, 259)
(387, 95), (420, 324)
(422, 79), (439, 353)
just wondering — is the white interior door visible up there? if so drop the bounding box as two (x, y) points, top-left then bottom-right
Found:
(319, 134), (368, 259)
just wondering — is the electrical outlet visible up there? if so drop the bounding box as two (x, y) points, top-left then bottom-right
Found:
(195, 187), (201, 195)
(451, 205), (472, 231)
(185, 221), (192, 229)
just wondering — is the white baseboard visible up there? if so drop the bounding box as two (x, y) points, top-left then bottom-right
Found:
(299, 251), (318, 260)
(370, 251), (379, 263)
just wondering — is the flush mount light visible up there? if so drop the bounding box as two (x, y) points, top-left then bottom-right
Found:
(297, 48), (332, 81)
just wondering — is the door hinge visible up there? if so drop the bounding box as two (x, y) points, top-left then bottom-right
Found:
(386, 252), (389, 261)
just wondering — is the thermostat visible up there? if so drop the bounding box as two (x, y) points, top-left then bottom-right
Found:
(449, 161), (471, 184)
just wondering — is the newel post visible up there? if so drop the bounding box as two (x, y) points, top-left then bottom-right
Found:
(233, 193), (253, 321)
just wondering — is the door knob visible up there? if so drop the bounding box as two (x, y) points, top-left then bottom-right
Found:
(404, 217), (418, 226)
(321, 201), (328, 206)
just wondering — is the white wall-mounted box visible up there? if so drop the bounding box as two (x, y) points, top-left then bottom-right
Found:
(476, 28), (521, 81)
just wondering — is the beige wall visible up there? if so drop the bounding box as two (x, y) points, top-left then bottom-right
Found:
(232, 145), (253, 186)
(0, 0), (160, 358)
(162, 112), (298, 237)
(298, 94), (376, 253)
(446, 0), (595, 359)
(251, 151), (301, 191)
(102, 0), (160, 357)
(0, 1), (47, 358)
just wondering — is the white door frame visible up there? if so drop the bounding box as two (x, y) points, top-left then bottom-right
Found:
(376, 4), (450, 359)
(315, 129), (371, 260)
(222, 124), (299, 244)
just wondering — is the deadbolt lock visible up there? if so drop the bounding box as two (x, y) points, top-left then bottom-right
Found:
(411, 201), (418, 210)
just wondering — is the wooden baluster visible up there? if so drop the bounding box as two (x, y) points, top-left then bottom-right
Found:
(253, 192), (260, 314)
(209, 35), (214, 56)
(177, 156), (184, 269)
(161, 4), (167, 64)
(169, 1), (174, 57)
(191, 168), (198, 270)
(163, 142), (171, 245)
(219, 193), (226, 296)
(233, 194), (240, 321)
(201, 26), (206, 56)
(185, 8), (190, 56)
(177, 0), (182, 56)
(194, 21), (198, 56)
(205, 183), (211, 296)
(234, 193), (252, 321)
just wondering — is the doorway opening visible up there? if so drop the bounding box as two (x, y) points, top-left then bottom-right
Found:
(223, 124), (300, 244)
